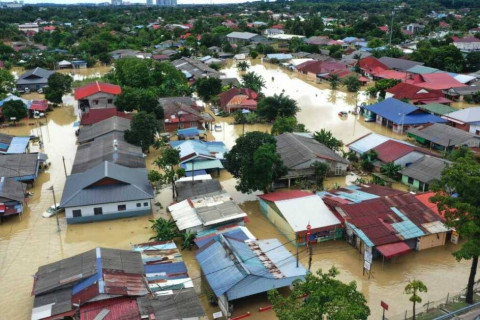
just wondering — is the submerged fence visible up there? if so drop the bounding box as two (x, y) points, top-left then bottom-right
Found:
(387, 280), (480, 320)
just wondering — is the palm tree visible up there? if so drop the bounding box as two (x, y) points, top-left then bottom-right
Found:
(241, 71), (266, 93)
(236, 61), (249, 71)
(404, 280), (428, 320)
(328, 73), (340, 90)
(380, 162), (402, 180)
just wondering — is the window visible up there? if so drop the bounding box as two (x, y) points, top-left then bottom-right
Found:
(334, 166), (342, 176)
(107, 99), (113, 104)
(143, 202), (149, 207)
(408, 177), (414, 184)
(190, 121), (197, 127)
(93, 100), (98, 105)
(136, 203), (141, 208)
(118, 204), (126, 211)
(94, 207), (103, 215)
(72, 209), (82, 217)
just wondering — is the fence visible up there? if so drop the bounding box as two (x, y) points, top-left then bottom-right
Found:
(387, 280), (480, 320)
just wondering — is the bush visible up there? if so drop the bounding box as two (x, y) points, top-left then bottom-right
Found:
(361, 159), (374, 172)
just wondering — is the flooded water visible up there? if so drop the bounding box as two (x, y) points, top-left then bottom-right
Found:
(0, 62), (473, 320)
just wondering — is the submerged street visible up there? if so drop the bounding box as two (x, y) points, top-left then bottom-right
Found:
(0, 62), (473, 319)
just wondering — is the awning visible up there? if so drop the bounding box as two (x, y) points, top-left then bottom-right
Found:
(0, 204), (5, 212)
(181, 159), (223, 171)
(376, 242), (411, 259)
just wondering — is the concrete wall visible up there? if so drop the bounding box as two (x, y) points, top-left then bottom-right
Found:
(85, 92), (118, 109)
(417, 232), (446, 250)
(259, 199), (296, 243)
(65, 199), (151, 224)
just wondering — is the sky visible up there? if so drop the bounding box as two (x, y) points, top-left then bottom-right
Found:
(23, 0), (249, 4)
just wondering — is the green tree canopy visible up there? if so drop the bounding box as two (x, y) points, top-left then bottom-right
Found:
(2, 100), (27, 121)
(328, 73), (340, 90)
(404, 280), (428, 320)
(241, 71), (266, 93)
(195, 77), (222, 102)
(313, 129), (343, 151)
(268, 267), (370, 320)
(271, 116), (307, 135)
(343, 75), (362, 92)
(0, 69), (15, 99)
(124, 111), (158, 152)
(236, 61), (249, 71)
(45, 72), (72, 104)
(380, 162), (402, 180)
(225, 131), (287, 193)
(115, 87), (163, 118)
(432, 150), (480, 304)
(257, 93), (299, 122)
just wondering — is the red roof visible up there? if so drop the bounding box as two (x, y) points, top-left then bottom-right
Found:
(373, 69), (408, 80)
(386, 82), (445, 103)
(376, 241), (411, 258)
(218, 87), (258, 110)
(416, 73), (466, 90)
(297, 60), (348, 75)
(74, 81), (122, 100)
(79, 297), (140, 320)
(30, 100), (48, 111)
(452, 36), (480, 43)
(259, 190), (313, 202)
(43, 26), (56, 31)
(374, 140), (414, 163)
(379, 26), (389, 32)
(439, 21), (450, 27)
(415, 192), (442, 218)
(359, 56), (388, 74)
(271, 24), (284, 29)
(80, 108), (133, 125)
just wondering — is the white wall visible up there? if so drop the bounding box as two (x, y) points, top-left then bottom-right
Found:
(469, 123), (480, 135)
(65, 199), (150, 219)
(394, 151), (425, 167)
(85, 92), (117, 109)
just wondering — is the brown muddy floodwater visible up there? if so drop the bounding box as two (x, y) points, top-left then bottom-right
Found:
(0, 63), (474, 320)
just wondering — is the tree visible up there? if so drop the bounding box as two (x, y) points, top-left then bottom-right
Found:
(328, 73), (340, 90)
(431, 150), (480, 304)
(2, 100), (27, 121)
(313, 129), (343, 151)
(225, 131), (287, 193)
(149, 217), (179, 241)
(236, 61), (249, 71)
(180, 231), (195, 250)
(366, 79), (401, 99)
(249, 50), (258, 59)
(311, 161), (329, 187)
(380, 162), (402, 180)
(343, 75), (362, 92)
(149, 144), (184, 199)
(269, 267), (370, 320)
(257, 93), (299, 122)
(124, 111), (158, 152)
(241, 71), (266, 93)
(44, 72), (72, 104)
(465, 52), (480, 72)
(196, 77), (222, 102)
(115, 87), (163, 117)
(271, 117), (307, 135)
(0, 69), (15, 99)
(404, 280), (428, 320)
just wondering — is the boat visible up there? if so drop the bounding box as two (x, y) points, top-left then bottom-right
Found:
(338, 111), (348, 117)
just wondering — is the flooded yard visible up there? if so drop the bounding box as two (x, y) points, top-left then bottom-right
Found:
(0, 61), (474, 320)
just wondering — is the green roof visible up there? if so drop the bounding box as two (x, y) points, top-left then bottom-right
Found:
(406, 65), (441, 74)
(418, 104), (457, 116)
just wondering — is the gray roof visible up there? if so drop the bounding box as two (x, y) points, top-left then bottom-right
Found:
(227, 31), (261, 40)
(276, 133), (348, 170)
(175, 179), (222, 202)
(0, 153), (41, 178)
(60, 161), (154, 208)
(190, 191), (245, 225)
(171, 57), (221, 79)
(221, 77), (241, 87)
(71, 132), (144, 174)
(0, 177), (24, 203)
(400, 156), (450, 184)
(33, 288), (73, 316)
(407, 123), (480, 147)
(0, 132), (13, 145)
(137, 288), (205, 320)
(34, 248), (144, 295)
(378, 57), (424, 71)
(158, 96), (195, 108)
(446, 86), (480, 95)
(77, 116), (131, 144)
(17, 67), (54, 85)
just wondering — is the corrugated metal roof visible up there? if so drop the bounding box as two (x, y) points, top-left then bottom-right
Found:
(175, 179), (222, 202)
(6, 136), (29, 154)
(374, 140), (415, 163)
(259, 190), (313, 202)
(181, 159), (224, 171)
(77, 116), (131, 143)
(400, 155), (450, 184)
(0, 153), (41, 179)
(168, 200), (202, 231)
(407, 123), (478, 147)
(0, 176), (24, 203)
(137, 288), (205, 319)
(79, 297), (140, 320)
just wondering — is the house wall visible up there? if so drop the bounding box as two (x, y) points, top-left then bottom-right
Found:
(259, 199), (296, 243)
(394, 151), (425, 167)
(84, 92), (118, 109)
(417, 232), (446, 250)
(65, 199), (151, 224)
(450, 122), (470, 132)
(16, 82), (48, 92)
(401, 175), (430, 191)
(453, 42), (480, 51)
(164, 121), (200, 133)
(306, 72), (317, 82)
(469, 123), (480, 135)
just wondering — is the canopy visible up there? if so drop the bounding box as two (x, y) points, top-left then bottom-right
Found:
(376, 242), (411, 259)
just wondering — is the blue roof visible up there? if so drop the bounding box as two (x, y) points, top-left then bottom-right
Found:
(144, 261), (187, 275)
(343, 37), (358, 42)
(177, 127), (202, 137)
(391, 207), (425, 239)
(0, 95), (31, 108)
(6, 137), (29, 154)
(169, 140), (229, 162)
(317, 184), (381, 204)
(364, 98), (447, 125)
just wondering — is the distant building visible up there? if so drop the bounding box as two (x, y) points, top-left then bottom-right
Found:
(226, 32), (267, 45)
(16, 67), (54, 92)
(111, 0), (122, 5)
(452, 36), (480, 51)
(156, 0), (177, 5)
(18, 22), (39, 33)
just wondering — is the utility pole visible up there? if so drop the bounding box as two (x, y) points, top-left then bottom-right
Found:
(306, 222), (312, 272)
(62, 156), (67, 177)
(48, 186), (59, 232)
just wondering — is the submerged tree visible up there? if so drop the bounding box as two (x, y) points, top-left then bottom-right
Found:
(381, 162), (402, 180)
(0, 69), (15, 99)
(45, 72), (72, 104)
(311, 161), (329, 188)
(124, 111), (159, 152)
(269, 267), (370, 320)
(196, 77), (222, 102)
(431, 149), (480, 304)
(404, 280), (428, 320)
(313, 129), (343, 151)
(271, 117), (307, 135)
(241, 71), (266, 93)
(328, 73), (340, 90)
(1, 100), (28, 121)
(236, 61), (249, 71)
(257, 93), (299, 122)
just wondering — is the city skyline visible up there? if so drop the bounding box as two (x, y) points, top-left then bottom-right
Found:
(23, 0), (248, 4)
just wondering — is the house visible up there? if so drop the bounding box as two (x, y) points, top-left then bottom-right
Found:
(0, 133), (30, 154)
(218, 87), (258, 113)
(296, 60), (349, 82)
(177, 127), (206, 140)
(16, 67), (54, 92)
(160, 97), (214, 132)
(320, 187), (448, 260)
(258, 190), (342, 245)
(0, 177), (25, 220)
(195, 226), (306, 317)
(77, 116), (131, 144)
(358, 56), (389, 77)
(132, 241), (206, 319)
(400, 156), (450, 191)
(80, 108), (132, 126)
(442, 107), (480, 135)
(56, 60), (72, 69)
(305, 36), (330, 46)
(220, 77), (241, 88)
(31, 247), (149, 320)
(406, 65), (441, 75)
(71, 132), (145, 174)
(407, 123), (480, 150)
(444, 86), (480, 102)
(74, 81), (122, 111)
(413, 73), (466, 91)
(266, 53), (293, 61)
(171, 57), (222, 80)
(348, 133), (409, 156)
(403, 23), (425, 34)
(0, 153), (47, 182)
(110, 49), (141, 59)
(264, 28), (284, 36)
(417, 103), (457, 116)
(275, 133), (349, 187)
(71, 60), (87, 69)
(452, 36), (480, 51)
(363, 98), (447, 134)
(385, 82), (451, 105)
(60, 161), (154, 224)
(226, 31), (267, 45)
(378, 57), (424, 72)
(168, 191), (246, 233)
(175, 176), (222, 202)
(169, 140), (228, 173)
(18, 23), (39, 33)
(374, 139), (436, 167)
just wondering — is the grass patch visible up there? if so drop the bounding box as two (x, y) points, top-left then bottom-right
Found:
(416, 309), (447, 320)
